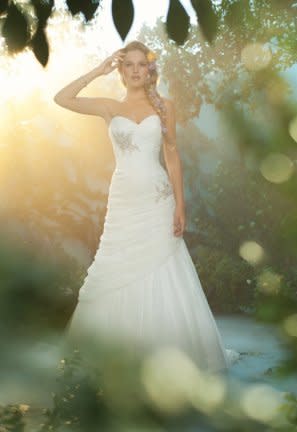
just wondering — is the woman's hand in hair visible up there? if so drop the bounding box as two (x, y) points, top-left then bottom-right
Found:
(98, 50), (125, 75)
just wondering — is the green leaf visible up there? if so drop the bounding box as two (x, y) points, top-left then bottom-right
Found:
(2, 2), (30, 53)
(0, 0), (8, 16)
(30, 25), (49, 67)
(191, 0), (218, 43)
(66, 0), (101, 22)
(112, 0), (134, 41)
(31, 0), (54, 26)
(166, 0), (190, 45)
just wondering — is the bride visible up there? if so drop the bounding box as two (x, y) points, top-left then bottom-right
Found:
(54, 40), (240, 373)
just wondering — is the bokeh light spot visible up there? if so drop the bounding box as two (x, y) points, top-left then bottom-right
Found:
(241, 42), (272, 71)
(260, 153), (294, 183)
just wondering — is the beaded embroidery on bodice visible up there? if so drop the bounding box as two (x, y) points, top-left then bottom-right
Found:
(108, 114), (174, 205)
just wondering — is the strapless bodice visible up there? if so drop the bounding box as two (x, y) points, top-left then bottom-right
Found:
(108, 114), (162, 170)
(107, 114), (174, 207)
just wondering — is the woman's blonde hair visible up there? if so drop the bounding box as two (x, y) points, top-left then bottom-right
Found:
(117, 40), (168, 137)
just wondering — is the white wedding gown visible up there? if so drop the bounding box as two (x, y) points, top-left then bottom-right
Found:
(65, 114), (240, 373)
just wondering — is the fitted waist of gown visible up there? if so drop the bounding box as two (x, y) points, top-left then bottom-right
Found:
(107, 162), (174, 208)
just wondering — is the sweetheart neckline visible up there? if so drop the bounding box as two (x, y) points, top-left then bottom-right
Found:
(109, 114), (159, 128)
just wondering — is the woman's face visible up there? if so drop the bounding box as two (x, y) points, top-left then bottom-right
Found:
(120, 49), (149, 88)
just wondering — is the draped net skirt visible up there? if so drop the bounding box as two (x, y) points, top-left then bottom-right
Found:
(65, 169), (239, 373)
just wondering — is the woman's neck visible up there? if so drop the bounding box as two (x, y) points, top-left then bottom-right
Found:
(124, 87), (147, 103)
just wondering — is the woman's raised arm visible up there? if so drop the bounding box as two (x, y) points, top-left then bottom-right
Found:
(53, 50), (125, 119)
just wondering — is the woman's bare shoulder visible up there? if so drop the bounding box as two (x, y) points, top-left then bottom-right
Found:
(104, 99), (124, 122)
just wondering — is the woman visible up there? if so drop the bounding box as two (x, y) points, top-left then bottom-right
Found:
(54, 40), (240, 373)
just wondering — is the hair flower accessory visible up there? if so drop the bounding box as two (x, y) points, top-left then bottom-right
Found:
(147, 50), (157, 71)
(147, 50), (157, 62)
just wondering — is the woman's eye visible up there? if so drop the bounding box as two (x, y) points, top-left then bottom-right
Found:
(124, 62), (147, 67)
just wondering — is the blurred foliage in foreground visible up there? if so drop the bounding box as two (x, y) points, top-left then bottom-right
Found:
(0, 172), (296, 431)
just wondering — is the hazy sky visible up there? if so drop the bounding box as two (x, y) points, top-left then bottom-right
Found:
(88, 0), (297, 138)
